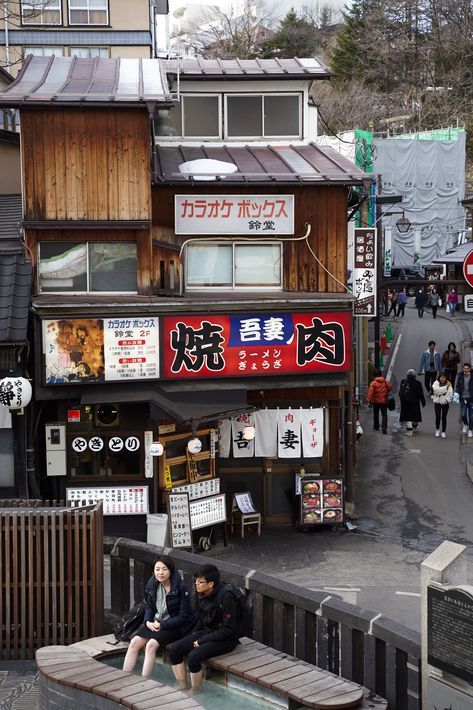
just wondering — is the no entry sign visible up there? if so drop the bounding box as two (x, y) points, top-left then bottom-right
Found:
(463, 249), (473, 288)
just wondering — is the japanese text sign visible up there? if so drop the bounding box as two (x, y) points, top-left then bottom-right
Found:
(43, 317), (159, 384)
(190, 493), (227, 530)
(168, 493), (192, 548)
(353, 228), (377, 316)
(66, 486), (149, 516)
(162, 312), (351, 379)
(175, 195), (294, 235)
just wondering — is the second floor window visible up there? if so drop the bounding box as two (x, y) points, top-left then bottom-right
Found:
(38, 241), (137, 293)
(69, 47), (109, 58)
(69, 0), (108, 25)
(22, 0), (61, 25)
(24, 47), (63, 57)
(185, 242), (282, 290)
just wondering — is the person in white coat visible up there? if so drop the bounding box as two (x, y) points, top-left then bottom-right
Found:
(432, 372), (453, 438)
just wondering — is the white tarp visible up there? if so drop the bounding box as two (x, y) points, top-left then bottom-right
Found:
(373, 135), (466, 266)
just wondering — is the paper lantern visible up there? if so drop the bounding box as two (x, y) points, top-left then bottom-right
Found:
(243, 425), (256, 441)
(149, 441), (164, 457)
(187, 437), (202, 454)
(0, 377), (32, 410)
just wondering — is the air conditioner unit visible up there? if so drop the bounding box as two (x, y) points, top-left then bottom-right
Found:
(94, 403), (119, 428)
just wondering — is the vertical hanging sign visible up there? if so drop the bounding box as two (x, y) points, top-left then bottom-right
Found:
(353, 227), (376, 317)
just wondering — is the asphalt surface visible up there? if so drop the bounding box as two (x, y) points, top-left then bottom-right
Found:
(4, 301), (473, 704)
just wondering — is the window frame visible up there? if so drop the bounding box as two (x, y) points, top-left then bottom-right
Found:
(184, 240), (283, 292)
(180, 94), (222, 140)
(38, 241), (138, 295)
(68, 0), (109, 26)
(69, 47), (110, 58)
(224, 92), (302, 140)
(23, 46), (63, 58)
(21, 0), (62, 26)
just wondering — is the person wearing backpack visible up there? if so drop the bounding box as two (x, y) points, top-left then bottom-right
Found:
(367, 370), (392, 434)
(169, 564), (240, 693)
(399, 369), (426, 436)
(122, 555), (196, 678)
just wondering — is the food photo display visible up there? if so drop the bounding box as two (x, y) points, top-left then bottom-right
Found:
(300, 478), (343, 526)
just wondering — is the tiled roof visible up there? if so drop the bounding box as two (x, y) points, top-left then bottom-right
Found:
(0, 254), (32, 343)
(0, 194), (22, 251)
(0, 56), (172, 107)
(154, 143), (370, 185)
(166, 56), (332, 79)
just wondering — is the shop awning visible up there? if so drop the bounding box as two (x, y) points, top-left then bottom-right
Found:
(80, 385), (248, 423)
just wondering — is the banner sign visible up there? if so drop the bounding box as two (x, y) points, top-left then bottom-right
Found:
(43, 317), (159, 384)
(353, 227), (376, 316)
(163, 312), (351, 379)
(168, 492), (192, 548)
(175, 194), (294, 235)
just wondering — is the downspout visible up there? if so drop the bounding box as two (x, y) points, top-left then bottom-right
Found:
(4, 4), (10, 68)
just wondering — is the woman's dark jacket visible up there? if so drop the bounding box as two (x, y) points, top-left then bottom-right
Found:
(193, 582), (240, 645)
(415, 292), (426, 308)
(455, 372), (473, 399)
(399, 375), (426, 423)
(143, 569), (196, 633)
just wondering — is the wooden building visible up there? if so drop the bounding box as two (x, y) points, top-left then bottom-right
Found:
(0, 55), (371, 538)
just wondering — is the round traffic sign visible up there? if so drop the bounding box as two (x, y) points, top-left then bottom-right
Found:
(463, 248), (473, 288)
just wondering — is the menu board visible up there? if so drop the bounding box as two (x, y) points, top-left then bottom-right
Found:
(299, 477), (343, 525)
(428, 584), (473, 684)
(66, 486), (149, 515)
(173, 478), (220, 501)
(168, 493), (192, 548)
(190, 493), (227, 530)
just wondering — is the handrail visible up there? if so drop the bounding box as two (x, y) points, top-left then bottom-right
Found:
(105, 536), (421, 710)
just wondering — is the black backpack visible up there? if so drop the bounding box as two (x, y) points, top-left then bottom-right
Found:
(218, 582), (253, 639)
(399, 380), (410, 402)
(113, 598), (146, 642)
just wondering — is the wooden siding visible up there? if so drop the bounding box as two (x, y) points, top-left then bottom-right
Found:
(21, 109), (151, 222)
(0, 500), (103, 660)
(152, 184), (348, 293)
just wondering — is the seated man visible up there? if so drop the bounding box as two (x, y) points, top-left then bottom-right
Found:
(169, 564), (240, 692)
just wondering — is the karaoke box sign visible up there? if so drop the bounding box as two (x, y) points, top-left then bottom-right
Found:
(162, 312), (351, 379)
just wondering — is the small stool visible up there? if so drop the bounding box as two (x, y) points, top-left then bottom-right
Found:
(231, 511), (261, 538)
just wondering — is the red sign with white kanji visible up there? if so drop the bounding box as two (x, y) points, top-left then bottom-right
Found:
(162, 312), (352, 379)
(463, 249), (473, 288)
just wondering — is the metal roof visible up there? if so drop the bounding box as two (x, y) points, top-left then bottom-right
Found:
(0, 55), (172, 107)
(431, 242), (473, 264)
(154, 143), (371, 185)
(0, 253), (32, 343)
(166, 56), (332, 80)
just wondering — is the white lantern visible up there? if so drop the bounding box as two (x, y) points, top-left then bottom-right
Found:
(187, 437), (202, 454)
(149, 441), (164, 457)
(0, 377), (32, 410)
(243, 425), (256, 441)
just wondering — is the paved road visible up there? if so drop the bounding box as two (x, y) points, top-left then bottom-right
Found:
(207, 303), (473, 633)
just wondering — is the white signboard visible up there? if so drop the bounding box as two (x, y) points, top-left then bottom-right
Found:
(463, 294), (473, 312)
(190, 493), (227, 530)
(43, 317), (159, 384)
(173, 478), (220, 500)
(66, 486), (149, 515)
(232, 492), (257, 514)
(144, 430), (153, 478)
(103, 317), (159, 381)
(175, 194), (294, 235)
(353, 228), (377, 317)
(168, 493), (192, 548)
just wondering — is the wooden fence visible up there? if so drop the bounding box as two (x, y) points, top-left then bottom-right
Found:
(0, 500), (104, 660)
(107, 537), (422, 710)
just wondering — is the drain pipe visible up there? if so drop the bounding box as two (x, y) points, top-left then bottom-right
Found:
(4, 4), (10, 68)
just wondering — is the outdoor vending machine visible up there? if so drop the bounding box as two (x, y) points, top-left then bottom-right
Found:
(297, 475), (344, 527)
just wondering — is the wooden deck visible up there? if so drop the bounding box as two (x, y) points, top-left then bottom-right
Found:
(206, 637), (387, 710)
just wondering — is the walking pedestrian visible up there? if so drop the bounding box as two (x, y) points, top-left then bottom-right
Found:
(397, 289), (408, 317)
(441, 342), (460, 389)
(415, 288), (426, 318)
(387, 290), (398, 317)
(169, 564), (240, 693)
(367, 370), (393, 434)
(399, 369), (426, 436)
(455, 363), (473, 437)
(418, 340), (441, 395)
(122, 556), (196, 678)
(432, 372), (453, 438)
(446, 288), (458, 317)
(429, 288), (440, 318)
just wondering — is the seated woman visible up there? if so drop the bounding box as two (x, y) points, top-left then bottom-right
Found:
(123, 555), (196, 678)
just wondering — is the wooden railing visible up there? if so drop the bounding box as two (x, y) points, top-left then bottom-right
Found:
(107, 537), (421, 710)
(0, 500), (104, 660)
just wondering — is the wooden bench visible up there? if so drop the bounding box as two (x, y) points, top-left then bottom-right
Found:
(205, 637), (388, 710)
(36, 635), (205, 710)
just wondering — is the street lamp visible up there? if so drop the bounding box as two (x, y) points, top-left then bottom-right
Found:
(396, 212), (411, 233)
